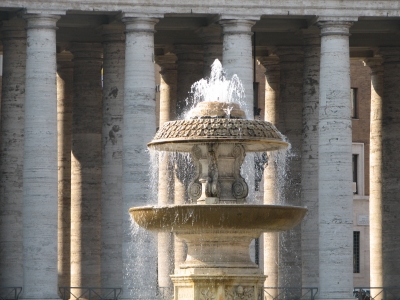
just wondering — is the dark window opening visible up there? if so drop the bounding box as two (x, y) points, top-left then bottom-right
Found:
(351, 88), (358, 119)
(354, 231), (360, 273)
(353, 154), (358, 194)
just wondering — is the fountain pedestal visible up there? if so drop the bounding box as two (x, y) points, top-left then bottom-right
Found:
(172, 232), (266, 300)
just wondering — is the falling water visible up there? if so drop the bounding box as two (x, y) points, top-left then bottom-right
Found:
(129, 59), (294, 297)
(180, 59), (250, 120)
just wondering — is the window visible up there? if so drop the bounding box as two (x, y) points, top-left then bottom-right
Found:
(353, 231), (360, 273)
(353, 154), (358, 194)
(351, 88), (358, 119)
(352, 143), (365, 196)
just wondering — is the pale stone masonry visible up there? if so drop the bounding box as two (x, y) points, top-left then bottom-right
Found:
(0, 17), (26, 288)
(22, 13), (60, 300)
(275, 46), (304, 288)
(56, 51), (74, 289)
(301, 32), (320, 288)
(317, 19), (355, 299)
(121, 16), (159, 299)
(101, 25), (125, 288)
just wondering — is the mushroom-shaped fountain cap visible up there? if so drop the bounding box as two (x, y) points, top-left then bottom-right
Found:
(148, 101), (289, 152)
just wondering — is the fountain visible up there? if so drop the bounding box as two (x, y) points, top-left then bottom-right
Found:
(129, 62), (307, 300)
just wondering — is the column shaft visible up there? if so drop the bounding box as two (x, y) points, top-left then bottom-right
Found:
(379, 49), (400, 287)
(23, 14), (60, 299)
(156, 54), (177, 288)
(301, 33), (320, 288)
(364, 57), (383, 288)
(101, 26), (125, 288)
(260, 56), (280, 291)
(57, 51), (74, 288)
(70, 42), (103, 288)
(317, 20), (354, 299)
(219, 19), (256, 119)
(0, 19), (26, 287)
(275, 47), (304, 288)
(122, 16), (159, 299)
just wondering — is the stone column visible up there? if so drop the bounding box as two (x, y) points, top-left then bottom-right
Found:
(174, 44), (204, 117)
(196, 26), (223, 77)
(173, 44), (204, 269)
(317, 19), (354, 299)
(155, 54), (177, 288)
(121, 15), (159, 299)
(301, 32), (320, 288)
(274, 47), (304, 288)
(363, 57), (383, 288)
(57, 51), (74, 288)
(22, 13), (61, 300)
(259, 56), (280, 292)
(0, 18), (26, 287)
(101, 24), (125, 288)
(70, 42), (103, 288)
(374, 49), (400, 287)
(219, 19), (256, 119)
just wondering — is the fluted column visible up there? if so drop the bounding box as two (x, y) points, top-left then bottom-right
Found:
(363, 57), (383, 289)
(155, 54), (178, 289)
(275, 47), (304, 288)
(57, 51), (74, 288)
(121, 15), (159, 299)
(101, 24), (125, 288)
(196, 26), (223, 77)
(22, 13), (61, 300)
(259, 56), (280, 292)
(0, 18), (26, 287)
(219, 19), (256, 119)
(70, 42), (103, 288)
(317, 19), (354, 299)
(375, 49), (400, 287)
(301, 32), (320, 288)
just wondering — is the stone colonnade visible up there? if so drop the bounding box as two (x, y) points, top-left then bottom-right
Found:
(0, 10), (398, 300)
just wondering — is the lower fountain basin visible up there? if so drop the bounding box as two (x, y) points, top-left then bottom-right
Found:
(129, 204), (307, 234)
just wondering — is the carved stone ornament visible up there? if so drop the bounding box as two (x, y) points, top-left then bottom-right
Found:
(232, 144), (248, 200)
(188, 145), (202, 201)
(200, 288), (215, 300)
(225, 286), (254, 300)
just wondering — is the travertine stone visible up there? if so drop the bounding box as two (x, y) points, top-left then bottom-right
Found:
(376, 49), (400, 287)
(0, 18), (26, 287)
(219, 19), (256, 119)
(22, 13), (60, 300)
(275, 46), (304, 288)
(70, 42), (103, 288)
(57, 51), (74, 289)
(259, 56), (280, 292)
(317, 19), (354, 300)
(101, 24), (125, 288)
(121, 16), (159, 299)
(155, 54), (177, 288)
(196, 25), (223, 77)
(301, 32), (320, 288)
(363, 57), (383, 288)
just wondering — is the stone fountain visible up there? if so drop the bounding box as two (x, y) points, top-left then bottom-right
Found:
(129, 99), (307, 300)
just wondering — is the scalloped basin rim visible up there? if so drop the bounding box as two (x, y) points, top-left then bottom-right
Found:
(129, 204), (307, 233)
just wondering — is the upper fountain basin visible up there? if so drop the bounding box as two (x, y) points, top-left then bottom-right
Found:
(129, 204), (307, 234)
(148, 101), (288, 152)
